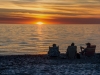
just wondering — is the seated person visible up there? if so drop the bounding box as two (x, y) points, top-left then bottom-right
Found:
(80, 43), (91, 55)
(48, 44), (60, 57)
(66, 43), (77, 59)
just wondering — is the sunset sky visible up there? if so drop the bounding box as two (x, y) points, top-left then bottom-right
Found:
(0, 0), (100, 24)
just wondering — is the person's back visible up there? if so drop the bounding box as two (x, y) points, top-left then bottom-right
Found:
(85, 45), (96, 56)
(66, 43), (77, 59)
(48, 44), (60, 57)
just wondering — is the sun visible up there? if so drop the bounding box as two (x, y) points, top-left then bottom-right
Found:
(36, 22), (44, 25)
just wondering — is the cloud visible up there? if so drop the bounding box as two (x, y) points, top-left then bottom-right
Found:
(0, 0), (100, 24)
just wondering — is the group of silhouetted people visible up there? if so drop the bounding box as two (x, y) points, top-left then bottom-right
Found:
(48, 42), (96, 59)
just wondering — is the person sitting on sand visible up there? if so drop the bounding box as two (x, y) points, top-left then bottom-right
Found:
(66, 43), (77, 59)
(80, 43), (91, 55)
(48, 44), (60, 57)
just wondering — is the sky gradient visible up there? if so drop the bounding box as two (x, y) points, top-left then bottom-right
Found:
(0, 0), (100, 24)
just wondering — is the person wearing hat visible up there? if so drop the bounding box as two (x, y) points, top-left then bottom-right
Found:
(80, 43), (91, 55)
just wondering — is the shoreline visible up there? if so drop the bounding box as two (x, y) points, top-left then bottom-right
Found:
(0, 53), (100, 75)
(0, 53), (100, 64)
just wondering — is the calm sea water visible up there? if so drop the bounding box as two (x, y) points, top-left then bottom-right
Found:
(0, 24), (100, 55)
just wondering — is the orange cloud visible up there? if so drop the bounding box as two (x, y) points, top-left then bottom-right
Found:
(0, 0), (100, 24)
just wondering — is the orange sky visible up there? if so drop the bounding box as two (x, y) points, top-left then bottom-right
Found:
(0, 0), (100, 24)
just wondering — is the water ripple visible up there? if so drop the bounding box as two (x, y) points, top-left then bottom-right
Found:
(0, 24), (100, 55)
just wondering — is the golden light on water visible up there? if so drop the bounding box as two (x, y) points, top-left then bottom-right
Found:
(36, 22), (44, 25)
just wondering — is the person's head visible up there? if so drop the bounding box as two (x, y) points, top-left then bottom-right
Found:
(71, 43), (74, 46)
(53, 44), (56, 47)
(86, 43), (91, 47)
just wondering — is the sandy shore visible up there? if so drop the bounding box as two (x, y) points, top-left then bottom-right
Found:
(0, 53), (100, 75)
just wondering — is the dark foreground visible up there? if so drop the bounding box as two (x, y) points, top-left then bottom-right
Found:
(0, 53), (100, 75)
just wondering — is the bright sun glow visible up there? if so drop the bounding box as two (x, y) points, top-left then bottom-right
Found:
(36, 22), (44, 25)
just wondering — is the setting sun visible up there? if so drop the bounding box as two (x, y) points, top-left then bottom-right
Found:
(36, 22), (44, 25)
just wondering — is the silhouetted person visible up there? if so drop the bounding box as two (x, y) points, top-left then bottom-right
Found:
(80, 43), (91, 55)
(48, 44), (60, 57)
(66, 43), (77, 59)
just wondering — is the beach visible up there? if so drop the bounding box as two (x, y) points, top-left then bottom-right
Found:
(0, 54), (100, 75)
(0, 24), (100, 75)
(0, 0), (100, 74)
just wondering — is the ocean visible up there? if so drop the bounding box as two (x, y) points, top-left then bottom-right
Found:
(0, 24), (100, 55)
